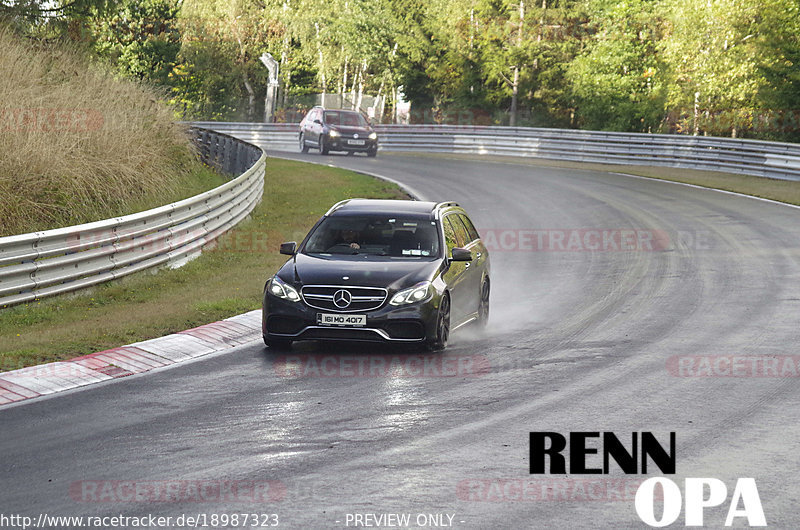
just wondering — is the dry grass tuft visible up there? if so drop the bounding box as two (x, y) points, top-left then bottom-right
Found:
(0, 27), (198, 236)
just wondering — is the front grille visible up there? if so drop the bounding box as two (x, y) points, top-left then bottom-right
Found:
(301, 285), (387, 312)
(303, 327), (384, 341)
(337, 132), (368, 139)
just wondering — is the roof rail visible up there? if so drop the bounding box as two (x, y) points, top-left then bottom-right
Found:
(434, 201), (460, 210)
(325, 198), (366, 215)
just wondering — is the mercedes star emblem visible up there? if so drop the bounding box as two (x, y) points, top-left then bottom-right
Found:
(333, 289), (352, 308)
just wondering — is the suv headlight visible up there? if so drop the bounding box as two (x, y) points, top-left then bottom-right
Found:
(389, 281), (432, 306)
(268, 276), (301, 302)
(328, 129), (340, 138)
(368, 132), (378, 140)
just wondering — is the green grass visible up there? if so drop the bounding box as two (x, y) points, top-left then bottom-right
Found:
(0, 158), (407, 372)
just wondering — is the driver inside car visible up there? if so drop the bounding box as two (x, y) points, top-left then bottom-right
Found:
(328, 229), (361, 251)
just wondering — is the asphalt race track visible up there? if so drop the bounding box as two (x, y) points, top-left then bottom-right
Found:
(2, 152), (799, 529)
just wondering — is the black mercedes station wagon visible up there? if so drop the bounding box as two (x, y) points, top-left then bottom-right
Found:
(262, 199), (490, 350)
(299, 106), (378, 156)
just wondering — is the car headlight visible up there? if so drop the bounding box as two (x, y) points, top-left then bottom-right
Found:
(268, 276), (301, 302)
(328, 129), (340, 138)
(368, 132), (377, 140)
(389, 281), (432, 306)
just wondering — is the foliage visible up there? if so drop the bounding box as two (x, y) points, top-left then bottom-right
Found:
(658, 0), (764, 136)
(567, 0), (666, 131)
(751, 0), (800, 141)
(3, 0), (800, 138)
(89, 0), (181, 85)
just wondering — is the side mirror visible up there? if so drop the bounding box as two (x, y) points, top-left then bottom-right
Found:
(313, 119), (322, 125)
(450, 247), (472, 261)
(280, 241), (297, 255)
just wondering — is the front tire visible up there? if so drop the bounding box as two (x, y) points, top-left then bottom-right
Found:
(299, 133), (309, 153)
(427, 295), (450, 351)
(319, 135), (329, 155)
(477, 279), (490, 328)
(367, 147), (377, 158)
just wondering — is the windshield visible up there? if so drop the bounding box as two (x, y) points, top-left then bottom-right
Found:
(304, 216), (440, 259)
(324, 111), (368, 127)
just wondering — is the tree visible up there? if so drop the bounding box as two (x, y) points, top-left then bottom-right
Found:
(476, 0), (531, 125)
(567, 0), (666, 132)
(89, 0), (181, 86)
(179, 0), (271, 120)
(752, 0), (800, 140)
(0, 0), (116, 26)
(659, 0), (764, 137)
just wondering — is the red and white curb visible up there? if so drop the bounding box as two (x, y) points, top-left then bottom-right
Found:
(0, 310), (261, 407)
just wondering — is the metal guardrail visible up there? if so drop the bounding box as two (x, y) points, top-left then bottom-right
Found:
(191, 122), (800, 182)
(0, 127), (266, 308)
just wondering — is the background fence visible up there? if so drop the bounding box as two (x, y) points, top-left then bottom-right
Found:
(192, 122), (800, 182)
(0, 127), (265, 308)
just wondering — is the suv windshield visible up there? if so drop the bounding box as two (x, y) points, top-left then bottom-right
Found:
(304, 216), (440, 259)
(323, 111), (368, 127)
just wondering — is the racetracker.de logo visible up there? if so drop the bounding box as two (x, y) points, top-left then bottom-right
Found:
(1, 108), (104, 132)
(479, 229), (673, 252)
(273, 354), (490, 378)
(456, 478), (648, 502)
(69, 480), (286, 503)
(666, 355), (800, 377)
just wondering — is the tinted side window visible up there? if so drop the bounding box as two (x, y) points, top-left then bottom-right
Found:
(458, 214), (480, 243)
(446, 214), (469, 247)
(323, 111), (337, 125)
(443, 217), (458, 252)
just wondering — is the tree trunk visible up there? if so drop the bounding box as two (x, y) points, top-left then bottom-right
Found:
(243, 75), (255, 121)
(534, 0), (546, 70)
(341, 54), (349, 101)
(510, 68), (519, 127)
(350, 63), (359, 110)
(281, 71), (290, 109)
(393, 85), (398, 124)
(356, 59), (366, 112)
(280, 1), (291, 110)
(315, 22), (326, 107)
(374, 81), (384, 122)
(509, 1), (525, 127)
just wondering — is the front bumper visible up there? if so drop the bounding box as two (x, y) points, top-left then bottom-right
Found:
(326, 136), (378, 152)
(263, 292), (437, 343)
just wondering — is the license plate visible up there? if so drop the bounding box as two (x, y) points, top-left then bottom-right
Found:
(317, 313), (366, 326)
(347, 139), (366, 146)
